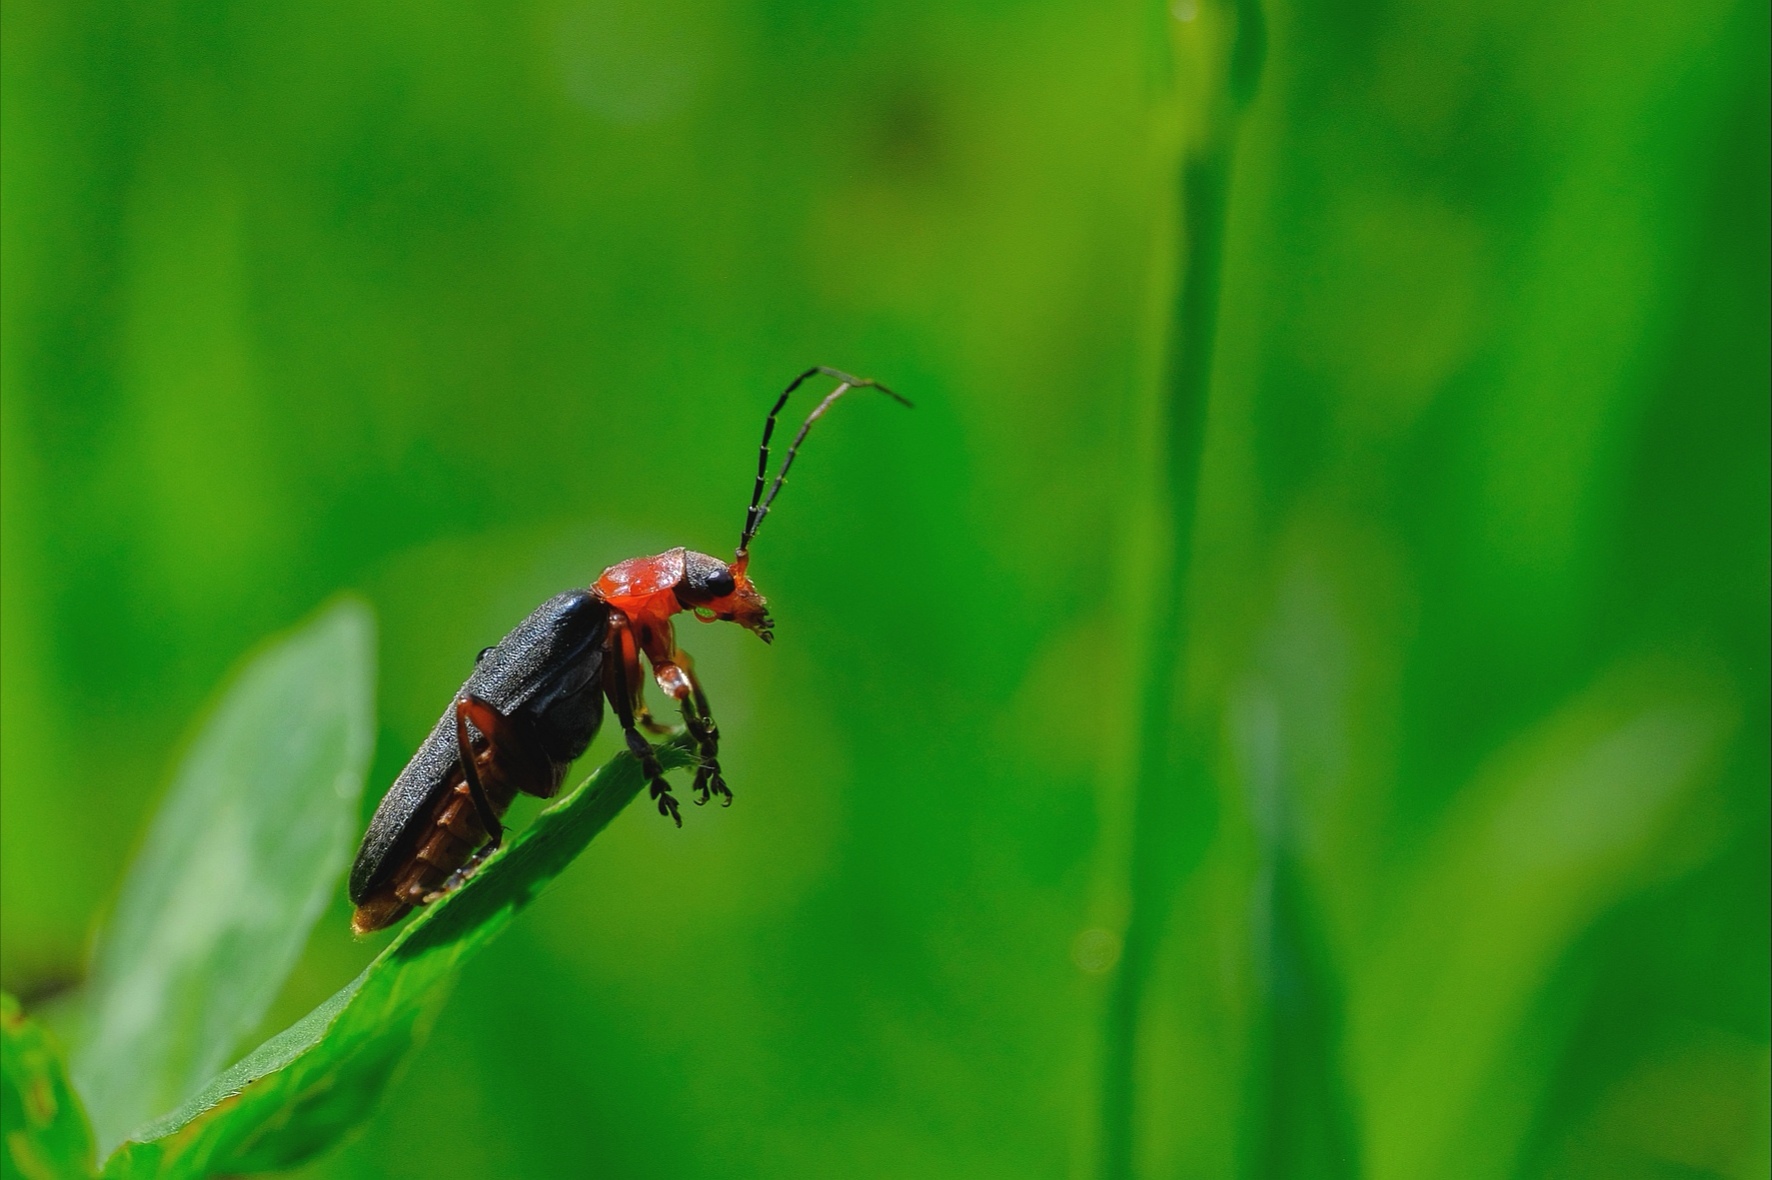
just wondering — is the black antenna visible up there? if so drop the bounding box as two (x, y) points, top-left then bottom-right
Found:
(738, 366), (911, 557)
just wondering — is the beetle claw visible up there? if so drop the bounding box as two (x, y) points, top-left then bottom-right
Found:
(653, 786), (682, 826)
(689, 755), (732, 809)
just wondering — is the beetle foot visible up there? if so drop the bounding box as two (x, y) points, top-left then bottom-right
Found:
(650, 779), (682, 827)
(692, 761), (733, 807)
(425, 848), (491, 903)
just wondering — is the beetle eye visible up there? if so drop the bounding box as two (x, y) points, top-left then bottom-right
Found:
(706, 568), (736, 598)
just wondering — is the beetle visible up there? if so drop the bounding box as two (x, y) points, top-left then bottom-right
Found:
(347, 366), (909, 934)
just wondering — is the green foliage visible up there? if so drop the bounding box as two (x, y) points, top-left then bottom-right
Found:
(2, 995), (96, 1180)
(1114, 2), (1771, 1175)
(71, 602), (375, 1157)
(1348, 666), (1737, 1177)
(2, 0), (1765, 1175)
(2, 600), (685, 1180)
(101, 737), (692, 1180)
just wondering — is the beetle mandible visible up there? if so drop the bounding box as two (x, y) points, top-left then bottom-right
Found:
(347, 367), (909, 934)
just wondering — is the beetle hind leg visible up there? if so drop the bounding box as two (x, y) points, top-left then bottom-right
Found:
(453, 698), (506, 848)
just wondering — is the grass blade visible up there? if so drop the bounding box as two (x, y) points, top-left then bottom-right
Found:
(1101, 1), (1265, 1174)
(3, 994), (98, 1180)
(1351, 665), (1731, 1178)
(99, 735), (694, 1180)
(72, 600), (376, 1157)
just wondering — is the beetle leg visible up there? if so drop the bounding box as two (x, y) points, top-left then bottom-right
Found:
(678, 662), (729, 807)
(453, 697), (505, 849)
(645, 658), (727, 807)
(457, 693), (559, 798)
(635, 701), (673, 737)
(636, 624), (729, 808)
(604, 617), (681, 826)
(628, 624), (674, 735)
(426, 844), (493, 902)
(621, 625), (670, 736)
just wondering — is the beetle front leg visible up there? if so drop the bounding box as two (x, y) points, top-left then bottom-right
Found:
(683, 666), (729, 807)
(651, 658), (729, 808)
(685, 698), (727, 807)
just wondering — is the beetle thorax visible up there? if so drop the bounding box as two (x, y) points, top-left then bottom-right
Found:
(592, 546), (773, 641)
(593, 548), (688, 624)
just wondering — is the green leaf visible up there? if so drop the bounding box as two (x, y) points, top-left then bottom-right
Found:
(3, 994), (97, 1180)
(71, 600), (376, 1158)
(99, 735), (694, 1180)
(1350, 663), (1731, 1179)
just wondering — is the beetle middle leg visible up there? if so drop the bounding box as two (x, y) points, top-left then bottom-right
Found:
(604, 618), (681, 825)
(666, 661), (729, 808)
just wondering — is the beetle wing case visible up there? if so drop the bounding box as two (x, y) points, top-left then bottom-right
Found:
(348, 589), (609, 904)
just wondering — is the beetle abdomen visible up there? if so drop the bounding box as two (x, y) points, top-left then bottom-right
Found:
(350, 774), (513, 933)
(347, 590), (609, 922)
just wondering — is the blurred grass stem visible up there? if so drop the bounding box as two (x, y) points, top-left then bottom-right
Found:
(1100, 2), (1263, 1175)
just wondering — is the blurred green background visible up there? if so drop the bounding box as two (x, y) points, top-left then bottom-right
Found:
(2, 0), (1766, 1175)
